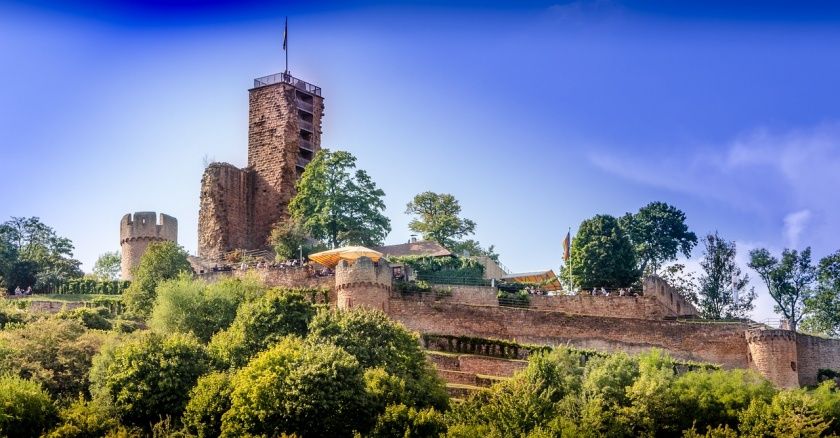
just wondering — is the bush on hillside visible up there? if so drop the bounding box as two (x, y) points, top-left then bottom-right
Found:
(122, 241), (192, 318)
(0, 375), (57, 438)
(182, 372), (233, 438)
(57, 306), (112, 330)
(150, 275), (245, 343)
(90, 332), (212, 427)
(209, 287), (315, 367)
(220, 337), (369, 437)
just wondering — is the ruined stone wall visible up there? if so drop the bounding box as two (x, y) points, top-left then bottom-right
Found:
(797, 334), (840, 386)
(746, 329), (800, 388)
(388, 300), (750, 369)
(643, 276), (699, 317)
(196, 266), (334, 290)
(120, 212), (177, 280)
(336, 257), (392, 312)
(197, 164), (253, 258)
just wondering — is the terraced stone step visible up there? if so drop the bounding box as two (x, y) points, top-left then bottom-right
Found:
(426, 350), (527, 376)
(445, 383), (486, 398)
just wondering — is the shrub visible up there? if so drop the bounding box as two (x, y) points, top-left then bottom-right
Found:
(45, 396), (120, 438)
(0, 318), (111, 397)
(209, 287), (315, 367)
(58, 306), (112, 330)
(0, 375), (57, 437)
(307, 308), (448, 409)
(90, 332), (212, 427)
(220, 337), (369, 437)
(0, 299), (27, 328)
(122, 241), (192, 318)
(369, 404), (447, 438)
(150, 275), (243, 342)
(182, 372), (232, 438)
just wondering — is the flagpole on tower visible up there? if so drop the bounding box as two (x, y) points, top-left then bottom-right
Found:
(283, 17), (289, 74)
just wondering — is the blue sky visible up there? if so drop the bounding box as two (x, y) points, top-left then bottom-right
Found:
(3, 1), (840, 320)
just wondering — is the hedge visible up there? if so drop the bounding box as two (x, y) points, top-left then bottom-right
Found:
(53, 279), (130, 295)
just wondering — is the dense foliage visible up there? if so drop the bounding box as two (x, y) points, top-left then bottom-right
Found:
(268, 217), (325, 261)
(0, 216), (83, 293)
(803, 250), (840, 337)
(122, 241), (192, 317)
(569, 214), (639, 288)
(749, 247), (816, 331)
(697, 232), (756, 319)
(289, 149), (391, 248)
(405, 191), (498, 260)
(0, 375), (57, 437)
(92, 251), (121, 281)
(53, 278), (129, 295)
(391, 255), (487, 284)
(619, 201), (698, 275)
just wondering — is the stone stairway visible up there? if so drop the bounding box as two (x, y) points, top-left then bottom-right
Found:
(426, 350), (527, 399)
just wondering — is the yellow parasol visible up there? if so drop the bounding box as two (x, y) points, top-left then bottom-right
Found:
(307, 246), (383, 268)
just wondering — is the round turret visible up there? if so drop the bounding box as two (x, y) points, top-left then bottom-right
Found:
(335, 256), (392, 312)
(120, 212), (178, 280)
(746, 329), (799, 388)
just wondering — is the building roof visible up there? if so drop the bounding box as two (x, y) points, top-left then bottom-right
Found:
(373, 240), (453, 258)
(502, 270), (563, 291)
(308, 246), (383, 268)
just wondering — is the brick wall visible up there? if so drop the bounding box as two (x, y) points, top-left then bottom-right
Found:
(197, 163), (254, 258)
(458, 355), (528, 376)
(643, 276), (699, 317)
(388, 300), (749, 369)
(797, 334), (840, 386)
(746, 329), (800, 388)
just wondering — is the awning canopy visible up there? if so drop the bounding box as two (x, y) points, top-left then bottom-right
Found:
(308, 246), (383, 268)
(501, 270), (562, 291)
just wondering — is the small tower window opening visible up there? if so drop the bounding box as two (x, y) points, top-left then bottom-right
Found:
(791, 361), (797, 371)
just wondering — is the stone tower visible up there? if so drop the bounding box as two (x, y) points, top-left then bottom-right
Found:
(335, 257), (393, 313)
(120, 212), (178, 280)
(198, 73), (324, 259)
(746, 329), (800, 388)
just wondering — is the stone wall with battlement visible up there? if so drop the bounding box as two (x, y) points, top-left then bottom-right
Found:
(643, 276), (699, 317)
(335, 257), (392, 312)
(406, 284), (694, 320)
(119, 212), (177, 280)
(746, 329), (800, 388)
(389, 300), (750, 369)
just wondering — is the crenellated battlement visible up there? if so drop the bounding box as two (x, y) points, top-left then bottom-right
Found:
(335, 257), (392, 312)
(745, 328), (799, 388)
(119, 212), (178, 280)
(746, 328), (797, 344)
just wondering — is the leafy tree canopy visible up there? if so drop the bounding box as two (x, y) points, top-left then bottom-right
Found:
(569, 214), (639, 289)
(405, 192), (476, 249)
(0, 216), (83, 291)
(0, 375), (57, 438)
(619, 202), (698, 274)
(268, 217), (325, 261)
(697, 232), (756, 319)
(289, 149), (391, 248)
(90, 331), (212, 428)
(748, 247), (816, 331)
(92, 251), (121, 281)
(122, 241), (192, 318)
(802, 250), (840, 336)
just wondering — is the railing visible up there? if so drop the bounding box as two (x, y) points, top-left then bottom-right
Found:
(299, 119), (314, 132)
(415, 273), (491, 287)
(253, 72), (321, 96)
(296, 98), (314, 113)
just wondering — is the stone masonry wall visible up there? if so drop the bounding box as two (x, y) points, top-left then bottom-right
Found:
(643, 276), (699, 317)
(336, 257), (392, 312)
(247, 83), (300, 251)
(198, 163), (253, 258)
(388, 300), (750, 369)
(746, 329), (800, 388)
(120, 212), (177, 280)
(797, 334), (840, 386)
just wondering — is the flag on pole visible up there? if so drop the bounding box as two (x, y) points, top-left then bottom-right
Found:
(562, 231), (571, 261)
(283, 17), (288, 51)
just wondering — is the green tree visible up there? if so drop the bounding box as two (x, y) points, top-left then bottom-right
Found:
(802, 251), (840, 336)
(90, 332), (212, 427)
(289, 149), (391, 248)
(92, 251), (121, 281)
(0, 318), (111, 397)
(696, 232), (756, 319)
(268, 217), (317, 261)
(150, 275), (243, 343)
(45, 396), (121, 438)
(0, 216), (83, 292)
(307, 309), (448, 410)
(405, 191), (476, 249)
(209, 287), (315, 367)
(122, 241), (192, 318)
(619, 202), (698, 274)
(0, 375), (57, 438)
(220, 337), (370, 437)
(748, 247), (816, 331)
(369, 404), (447, 438)
(183, 372), (232, 438)
(569, 214), (639, 289)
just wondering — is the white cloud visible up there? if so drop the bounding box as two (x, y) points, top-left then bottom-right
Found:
(783, 209), (812, 249)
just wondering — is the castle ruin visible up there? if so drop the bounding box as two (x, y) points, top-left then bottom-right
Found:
(119, 212), (178, 280)
(198, 73), (324, 260)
